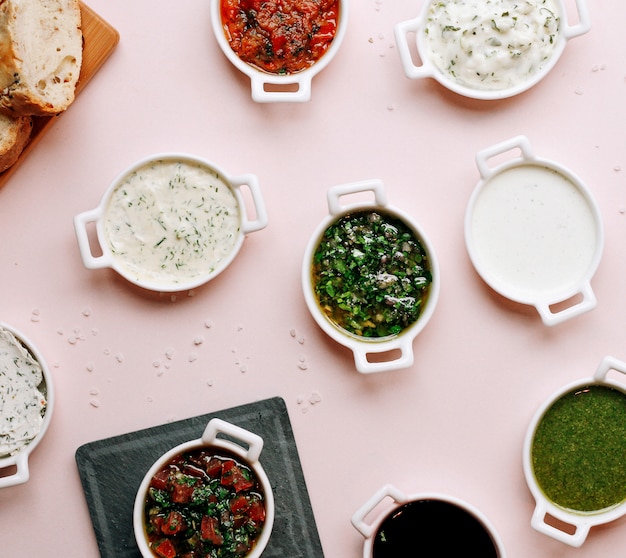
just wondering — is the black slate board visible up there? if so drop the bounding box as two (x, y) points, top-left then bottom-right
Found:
(75, 396), (324, 558)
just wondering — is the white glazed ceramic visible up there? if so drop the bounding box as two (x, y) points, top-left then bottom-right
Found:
(302, 179), (439, 374)
(352, 484), (506, 558)
(523, 356), (626, 547)
(210, 0), (348, 102)
(464, 136), (603, 326)
(74, 152), (268, 293)
(0, 322), (53, 488)
(394, 0), (590, 100)
(133, 418), (274, 558)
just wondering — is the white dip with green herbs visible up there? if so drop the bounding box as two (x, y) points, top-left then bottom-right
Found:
(424, 0), (561, 91)
(0, 328), (47, 457)
(104, 160), (241, 287)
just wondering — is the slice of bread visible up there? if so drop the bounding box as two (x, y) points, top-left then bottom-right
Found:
(0, 0), (82, 117)
(0, 113), (32, 172)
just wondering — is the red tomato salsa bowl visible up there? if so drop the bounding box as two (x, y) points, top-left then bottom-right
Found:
(211, 0), (348, 102)
(133, 418), (274, 558)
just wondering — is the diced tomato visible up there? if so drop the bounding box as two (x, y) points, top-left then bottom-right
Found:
(205, 457), (223, 478)
(201, 516), (224, 545)
(221, 460), (254, 492)
(161, 511), (186, 535)
(171, 481), (196, 503)
(150, 468), (171, 491)
(271, 33), (287, 54)
(248, 500), (266, 524)
(152, 539), (177, 558)
(230, 494), (250, 514)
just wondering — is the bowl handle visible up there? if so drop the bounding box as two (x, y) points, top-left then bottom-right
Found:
(202, 418), (264, 463)
(0, 452), (30, 488)
(74, 208), (113, 269)
(531, 504), (590, 547)
(535, 282), (597, 326)
(353, 336), (415, 374)
(228, 174), (269, 234)
(394, 17), (433, 80)
(326, 179), (388, 216)
(562, 0), (591, 39)
(475, 135), (534, 180)
(250, 75), (312, 103)
(351, 484), (408, 538)
(594, 355), (626, 382)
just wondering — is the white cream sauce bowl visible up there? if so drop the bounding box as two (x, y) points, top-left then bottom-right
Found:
(302, 179), (439, 374)
(522, 356), (626, 547)
(74, 153), (268, 293)
(394, 0), (590, 100)
(0, 322), (54, 488)
(210, 0), (348, 103)
(464, 136), (603, 326)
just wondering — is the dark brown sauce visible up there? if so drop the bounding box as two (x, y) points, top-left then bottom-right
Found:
(373, 500), (499, 557)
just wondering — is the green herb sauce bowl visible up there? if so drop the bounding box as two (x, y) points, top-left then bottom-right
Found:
(302, 179), (439, 374)
(523, 356), (626, 547)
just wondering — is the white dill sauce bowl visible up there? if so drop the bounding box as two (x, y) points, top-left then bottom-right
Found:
(302, 179), (439, 374)
(0, 322), (54, 488)
(464, 136), (603, 326)
(133, 418), (274, 558)
(74, 153), (268, 293)
(394, 0), (590, 100)
(210, 0), (348, 102)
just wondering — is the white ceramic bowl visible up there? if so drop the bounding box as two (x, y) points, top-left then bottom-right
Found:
(0, 322), (53, 488)
(133, 418), (274, 558)
(394, 0), (590, 100)
(465, 136), (603, 326)
(74, 153), (268, 293)
(302, 179), (439, 374)
(210, 0), (348, 102)
(523, 356), (626, 547)
(352, 484), (506, 557)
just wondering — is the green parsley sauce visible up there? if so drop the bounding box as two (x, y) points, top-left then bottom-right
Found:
(311, 210), (432, 338)
(531, 384), (626, 512)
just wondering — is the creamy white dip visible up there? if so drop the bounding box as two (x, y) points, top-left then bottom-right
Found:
(0, 328), (47, 457)
(104, 160), (241, 287)
(469, 164), (597, 296)
(424, 0), (561, 91)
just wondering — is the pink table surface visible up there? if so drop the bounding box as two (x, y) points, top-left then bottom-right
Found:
(1, 0), (625, 556)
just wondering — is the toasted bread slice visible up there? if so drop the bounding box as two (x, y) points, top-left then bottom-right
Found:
(0, 112), (31, 172)
(0, 0), (82, 116)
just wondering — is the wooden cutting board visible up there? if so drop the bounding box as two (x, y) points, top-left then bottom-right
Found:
(0, 2), (120, 188)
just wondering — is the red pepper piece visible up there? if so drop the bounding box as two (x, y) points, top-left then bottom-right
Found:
(153, 539), (177, 558)
(201, 515), (224, 545)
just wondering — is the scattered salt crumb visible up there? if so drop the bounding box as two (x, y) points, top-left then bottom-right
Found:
(115, 353), (124, 363)
(147, 396), (153, 403)
(165, 348), (175, 360)
(82, 308), (91, 317)
(614, 165), (621, 172)
(91, 328), (99, 336)
(57, 329), (64, 336)
(189, 353), (198, 363)
(89, 389), (99, 396)
(240, 364), (247, 373)
(368, 37), (374, 43)
(53, 362), (60, 368)
(309, 392), (322, 405)
(289, 329), (296, 338)
(301, 406), (309, 414)
(193, 336), (204, 345)
(31, 309), (40, 322)
(619, 207), (625, 215)
(207, 379), (214, 387)
(89, 399), (100, 408)
(204, 320), (213, 329)
(387, 104), (395, 111)
(187, 290), (196, 297)
(67, 336), (78, 345)
(296, 396), (304, 404)
(378, 33), (384, 40)
(103, 348), (111, 356)
(298, 362), (308, 371)
(236, 324), (243, 332)
(153, 360), (161, 368)
(574, 87), (584, 95)
(86, 362), (94, 372)
(298, 337), (305, 345)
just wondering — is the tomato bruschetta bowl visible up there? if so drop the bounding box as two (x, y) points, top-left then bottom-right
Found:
(133, 418), (274, 558)
(211, 0), (348, 102)
(302, 179), (439, 374)
(0, 322), (54, 488)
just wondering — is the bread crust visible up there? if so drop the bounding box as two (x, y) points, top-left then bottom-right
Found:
(0, 113), (31, 172)
(0, 0), (83, 117)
